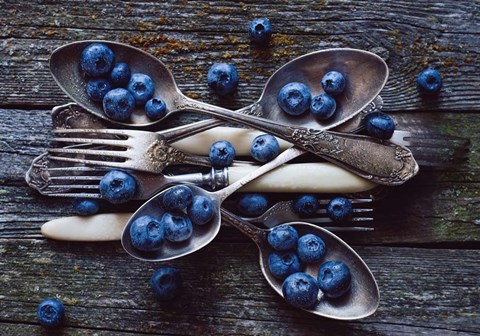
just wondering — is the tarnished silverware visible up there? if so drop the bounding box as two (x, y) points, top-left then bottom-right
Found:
(221, 209), (380, 320)
(50, 41), (387, 130)
(241, 198), (374, 229)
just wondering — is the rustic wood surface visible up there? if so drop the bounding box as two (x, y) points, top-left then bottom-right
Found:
(1, 1), (479, 335)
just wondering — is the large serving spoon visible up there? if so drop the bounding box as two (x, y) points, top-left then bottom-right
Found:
(50, 40), (387, 130)
(220, 208), (380, 320)
(122, 146), (306, 262)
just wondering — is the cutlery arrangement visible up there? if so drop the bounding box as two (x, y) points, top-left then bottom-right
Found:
(26, 40), (470, 320)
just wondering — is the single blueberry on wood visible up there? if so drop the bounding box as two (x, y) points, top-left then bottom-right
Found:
(248, 17), (273, 45)
(72, 198), (99, 216)
(417, 68), (442, 95)
(207, 63), (239, 96)
(36, 298), (65, 327)
(149, 267), (183, 301)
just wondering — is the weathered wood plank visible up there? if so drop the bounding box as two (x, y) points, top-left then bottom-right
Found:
(1, 1), (479, 111)
(0, 239), (479, 335)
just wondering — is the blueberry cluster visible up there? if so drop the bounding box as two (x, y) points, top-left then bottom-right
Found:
(80, 43), (167, 121)
(277, 71), (346, 120)
(129, 185), (214, 252)
(266, 225), (352, 309)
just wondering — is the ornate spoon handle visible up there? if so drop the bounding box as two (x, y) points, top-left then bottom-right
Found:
(178, 98), (419, 186)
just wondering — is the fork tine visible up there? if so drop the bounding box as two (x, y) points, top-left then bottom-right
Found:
(48, 147), (129, 159)
(49, 175), (102, 181)
(52, 128), (131, 136)
(48, 155), (128, 168)
(51, 137), (126, 147)
(43, 192), (103, 198)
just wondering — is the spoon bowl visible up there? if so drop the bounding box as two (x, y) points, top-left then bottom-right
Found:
(50, 40), (388, 129)
(121, 146), (306, 261)
(221, 209), (380, 320)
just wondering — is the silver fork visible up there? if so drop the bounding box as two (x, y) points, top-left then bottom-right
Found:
(240, 198), (374, 231)
(48, 128), (253, 173)
(26, 152), (229, 200)
(390, 130), (470, 169)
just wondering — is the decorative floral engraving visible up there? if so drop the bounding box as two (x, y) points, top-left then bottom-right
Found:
(25, 153), (51, 191)
(286, 128), (344, 155)
(240, 103), (263, 117)
(52, 103), (102, 129)
(147, 139), (187, 170)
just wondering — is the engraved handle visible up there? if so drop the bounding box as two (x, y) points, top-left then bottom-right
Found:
(178, 98), (418, 186)
(220, 208), (267, 247)
(164, 168), (229, 190)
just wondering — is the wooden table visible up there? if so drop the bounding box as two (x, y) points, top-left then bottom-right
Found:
(1, 1), (479, 335)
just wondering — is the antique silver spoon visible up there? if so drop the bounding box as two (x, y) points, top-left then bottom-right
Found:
(220, 208), (380, 320)
(121, 147), (306, 262)
(50, 40), (387, 130)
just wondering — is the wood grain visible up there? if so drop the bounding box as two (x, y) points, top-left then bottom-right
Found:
(0, 239), (479, 335)
(1, 1), (479, 111)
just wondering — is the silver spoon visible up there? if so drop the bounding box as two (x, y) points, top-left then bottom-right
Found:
(121, 146), (306, 262)
(50, 40), (387, 130)
(220, 208), (379, 320)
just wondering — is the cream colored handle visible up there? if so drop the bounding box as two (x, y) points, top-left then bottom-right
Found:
(232, 162), (377, 193)
(41, 213), (131, 241)
(172, 126), (292, 155)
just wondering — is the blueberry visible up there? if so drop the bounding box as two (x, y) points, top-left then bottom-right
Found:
(267, 225), (298, 251)
(36, 298), (65, 327)
(293, 194), (319, 217)
(209, 140), (236, 168)
(277, 82), (312, 116)
(310, 93), (337, 120)
(250, 134), (280, 163)
(102, 88), (135, 121)
(207, 63), (239, 96)
(127, 73), (155, 105)
(317, 260), (352, 298)
(80, 43), (115, 77)
(109, 62), (131, 88)
(365, 112), (395, 140)
(162, 185), (193, 212)
(149, 267), (182, 301)
(321, 71), (346, 96)
(86, 78), (111, 102)
(416, 68), (442, 95)
(162, 212), (193, 243)
(145, 97), (167, 120)
(327, 197), (353, 223)
(248, 18), (272, 45)
(297, 234), (326, 264)
(187, 195), (214, 225)
(268, 250), (302, 280)
(99, 170), (136, 204)
(72, 198), (99, 216)
(129, 215), (165, 252)
(282, 272), (319, 309)
(237, 193), (268, 217)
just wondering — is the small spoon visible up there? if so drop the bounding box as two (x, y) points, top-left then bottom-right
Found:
(50, 40), (388, 130)
(220, 208), (380, 320)
(122, 146), (306, 262)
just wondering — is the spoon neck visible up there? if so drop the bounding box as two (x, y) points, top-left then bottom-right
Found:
(215, 147), (306, 202)
(220, 208), (266, 245)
